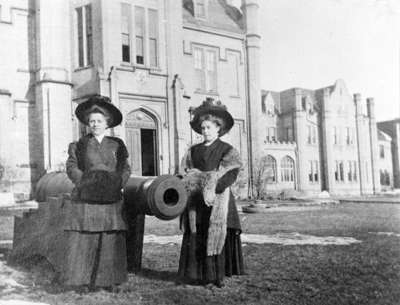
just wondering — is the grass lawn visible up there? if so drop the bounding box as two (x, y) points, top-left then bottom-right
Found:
(1, 202), (400, 305)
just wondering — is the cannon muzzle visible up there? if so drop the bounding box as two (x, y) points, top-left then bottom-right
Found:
(124, 175), (187, 220)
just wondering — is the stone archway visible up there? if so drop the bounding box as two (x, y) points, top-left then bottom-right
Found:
(125, 109), (158, 176)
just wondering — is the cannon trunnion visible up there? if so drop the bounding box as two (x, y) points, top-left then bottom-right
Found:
(11, 172), (187, 273)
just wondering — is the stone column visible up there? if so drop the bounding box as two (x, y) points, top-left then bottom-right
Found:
(293, 89), (307, 191)
(164, 0), (184, 174)
(393, 123), (400, 188)
(242, 0), (262, 195)
(367, 98), (380, 194)
(321, 88), (334, 193)
(34, 0), (73, 172)
(354, 93), (365, 194)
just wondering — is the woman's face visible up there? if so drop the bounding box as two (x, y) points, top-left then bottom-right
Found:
(88, 112), (108, 136)
(201, 120), (220, 142)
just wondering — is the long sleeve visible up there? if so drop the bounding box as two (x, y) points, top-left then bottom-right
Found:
(215, 146), (242, 194)
(215, 168), (239, 194)
(117, 142), (131, 187)
(66, 142), (83, 185)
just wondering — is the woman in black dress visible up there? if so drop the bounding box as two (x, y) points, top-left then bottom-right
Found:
(178, 99), (244, 287)
(64, 95), (131, 291)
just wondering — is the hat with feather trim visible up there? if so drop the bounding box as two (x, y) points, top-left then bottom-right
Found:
(75, 95), (123, 128)
(190, 98), (234, 136)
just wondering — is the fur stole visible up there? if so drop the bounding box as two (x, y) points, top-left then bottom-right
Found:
(181, 146), (242, 256)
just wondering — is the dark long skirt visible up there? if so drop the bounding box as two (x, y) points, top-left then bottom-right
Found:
(63, 230), (127, 288)
(178, 228), (244, 286)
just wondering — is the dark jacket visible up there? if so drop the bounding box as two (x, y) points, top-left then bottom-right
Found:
(64, 134), (131, 232)
(66, 134), (131, 203)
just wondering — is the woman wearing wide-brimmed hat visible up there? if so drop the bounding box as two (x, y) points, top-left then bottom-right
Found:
(178, 98), (245, 287)
(63, 95), (131, 291)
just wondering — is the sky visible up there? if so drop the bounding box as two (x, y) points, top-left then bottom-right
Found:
(232, 0), (400, 121)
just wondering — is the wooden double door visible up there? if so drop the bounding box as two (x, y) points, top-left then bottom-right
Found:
(125, 110), (158, 176)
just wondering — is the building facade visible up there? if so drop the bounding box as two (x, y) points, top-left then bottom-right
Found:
(0, 0), (395, 199)
(377, 130), (394, 190)
(377, 119), (400, 189)
(260, 80), (384, 196)
(0, 0), (260, 199)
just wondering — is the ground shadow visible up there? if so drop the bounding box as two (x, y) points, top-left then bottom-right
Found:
(135, 268), (178, 283)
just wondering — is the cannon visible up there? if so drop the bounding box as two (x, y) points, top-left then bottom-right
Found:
(10, 172), (187, 273)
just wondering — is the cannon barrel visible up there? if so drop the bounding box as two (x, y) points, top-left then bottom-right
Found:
(124, 175), (187, 220)
(35, 172), (187, 220)
(12, 172), (187, 274)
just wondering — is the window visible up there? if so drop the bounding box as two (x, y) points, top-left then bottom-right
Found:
(122, 6), (159, 67)
(307, 125), (312, 144)
(307, 125), (317, 144)
(135, 6), (145, 65)
(346, 127), (352, 145)
(286, 127), (293, 142)
(333, 126), (338, 145)
(335, 161), (339, 181)
(350, 128), (355, 144)
(265, 155), (277, 183)
(193, 46), (217, 92)
(76, 5), (93, 67)
(381, 170), (389, 185)
(365, 161), (369, 182)
(121, 3), (131, 63)
(148, 9), (158, 67)
(267, 127), (276, 142)
(308, 160), (319, 182)
(339, 162), (344, 181)
(347, 161), (353, 181)
(379, 145), (385, 158)
(312, 126), (317, 144)
(281, 156), (295, 182)
(194, 48), (204, 90)
(206, 50), (217, 91)
(314, 160), (319, 182)
(335, 161), (344, 182)
(380, 170), (390, 186)
(353, 161), (357, 181)
(227, 52), (239, 96)
(194, 0), (206, 18)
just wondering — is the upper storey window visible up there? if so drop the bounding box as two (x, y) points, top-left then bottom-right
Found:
(380, 145), (385, 158)
(121, 4), (159, 67)
(194, 46), (217, 93)
(194, 0), (207, 19)
(227, 52), (240, 97)
(121, 3), (131, 63)
(135, 6), (145, 65)
(148, 9), (158, 67)
(76, 4), (93, 68)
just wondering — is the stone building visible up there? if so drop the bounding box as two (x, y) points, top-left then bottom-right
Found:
(377, 119), (400, 189)
(0, 0), (395, 199)
(260, 80), (383, 196)
(377, 130), (394, 190)
(0, 0), (260, 199)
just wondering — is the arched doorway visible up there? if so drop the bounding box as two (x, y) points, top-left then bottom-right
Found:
(125, 109), (158, 176)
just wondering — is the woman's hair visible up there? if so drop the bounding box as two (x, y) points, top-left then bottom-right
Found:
(84, 106), (112, 127)
(199, 114), (225, 136)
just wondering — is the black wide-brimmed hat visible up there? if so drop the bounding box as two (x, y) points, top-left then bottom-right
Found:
(190, 98), (234, 136)
(75, 95), (123, 128)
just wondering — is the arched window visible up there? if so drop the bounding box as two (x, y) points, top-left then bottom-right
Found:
(265, 155), (277, 183)
(281, 156), (295, 182)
